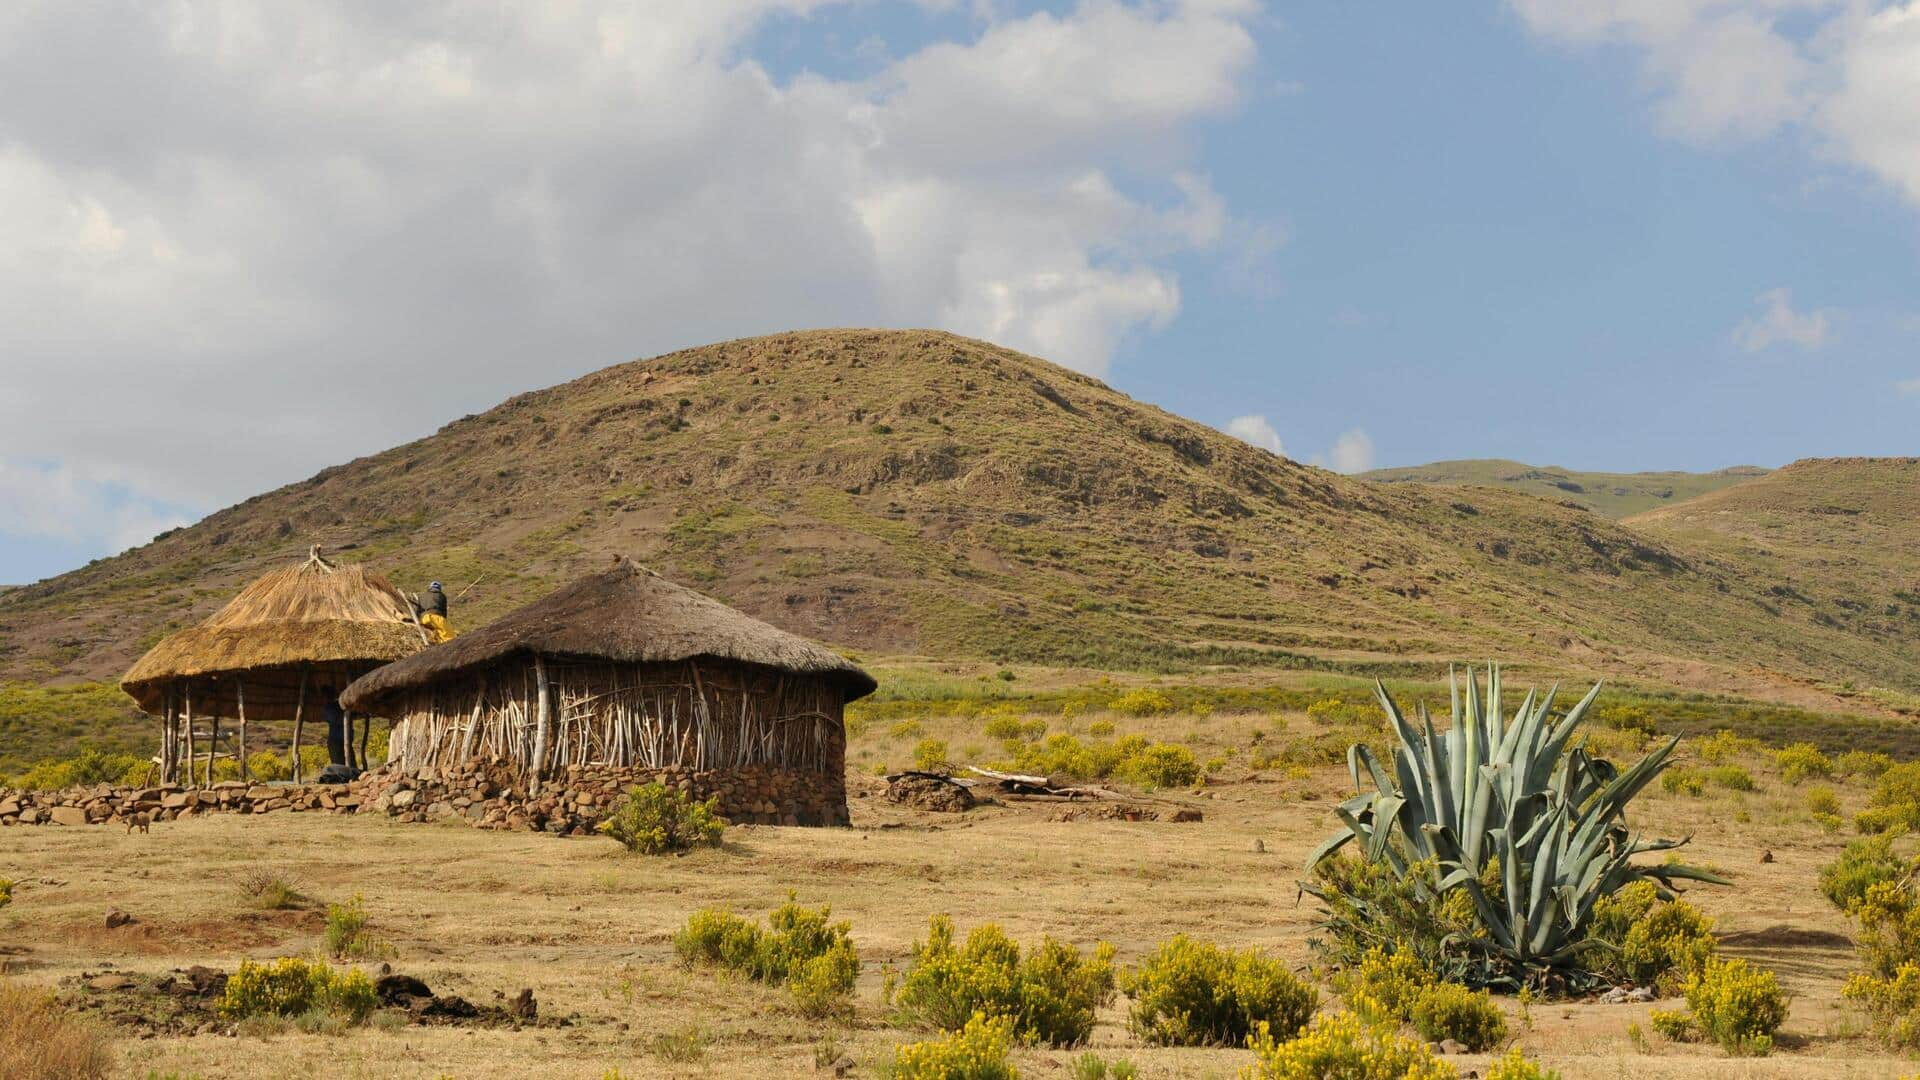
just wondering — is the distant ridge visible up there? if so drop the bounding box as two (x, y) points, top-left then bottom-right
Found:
(1361, 458), (1768, 519)
(1, 331), (1912, 711)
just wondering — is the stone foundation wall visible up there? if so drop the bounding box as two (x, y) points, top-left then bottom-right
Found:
(0, 758), (848, 833)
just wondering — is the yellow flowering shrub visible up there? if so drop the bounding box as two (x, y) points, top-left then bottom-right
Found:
(1332, 945), (1434, 1024)
(1483, 1047), (1563, 1080)
(1243, 1012), (1455, 1080)
(1844, 962), (1920, 1048)
(1409, 982), (1507, 1051)
(219, 957), (376, 1022)
(1122, 935), (1317, 1047)
(896, 916), (1114, 1047)
(889, 1012), (1018, 1080)
(1682, 958), (1788, 1056)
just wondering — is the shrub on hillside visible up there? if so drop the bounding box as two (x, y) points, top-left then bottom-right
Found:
(888, 1012), (1018, 1080)
(1837, 750), (1895, 779)
(1661, 768), (1705, 797)
(1806, 786), (1841, 818)
(1844, 963), (1920, 1048)
(598, 782), (724, 855)
(10, 747), (146, 792)
(1594, 704), (1656, 736)
(1705, 764), (1755, 792)
(1120, 935), (1316, 1047)
(1695, 730), (1762, 764)
(983, 715), (1026, 741)
(1819, 835), (1909, 914)
(1409, 982), (1508, 1051)
(895, 915), (1114, 1047)
(1484, 1048), (1563, 1080)
(1858, 762), (1920, 834)
(219, 957), (376, 1023)
(1773, 743), (1831, 783)
(323, 893), (388, 960)
(1579, 881), (1716, 993)
(1852, 879), (1920, 980)
(1243, 1011), (1455, 1080)
(674, 896), (859, 1017)
(914, 739), (950, 771)
(1681, 957), (1788, 1056)
(1112, 743), (1198, 789)
(1108, 689), (1175, 718)
(1333, 945), (1434, 1024)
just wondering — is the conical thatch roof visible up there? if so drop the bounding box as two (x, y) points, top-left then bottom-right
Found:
(342, 558), (876, 713)
(122, 548), (427, 719)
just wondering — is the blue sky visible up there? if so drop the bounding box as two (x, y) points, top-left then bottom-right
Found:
(2, 1), (1917, 585)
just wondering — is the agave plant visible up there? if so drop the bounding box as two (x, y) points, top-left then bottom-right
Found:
(1305, 665), (1726, 990)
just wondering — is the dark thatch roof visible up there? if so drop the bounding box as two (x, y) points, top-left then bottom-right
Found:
(341, 558), (876, 712)
(121, 548), (427, 719)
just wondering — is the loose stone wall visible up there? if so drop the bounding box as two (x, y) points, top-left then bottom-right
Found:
(0, 758), (848, 833)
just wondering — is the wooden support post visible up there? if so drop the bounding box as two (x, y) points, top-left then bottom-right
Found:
(184, 683), (197, 789)
(291, 669), (308, 783)
(207, 697), (221, 787)
(161, 687), (175, 785)
(343, 710), (356, 770)
(237, 682), (249, 782)
(531, 655), (551, 794)
(358, 710), (370, 770)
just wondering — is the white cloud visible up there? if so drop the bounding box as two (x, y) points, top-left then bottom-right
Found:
(1509, 2), (1920, 205)
(0, 461), (191, 556)
(0, 0), (1264, 567)
(1897, 376), (1920, 396)
(1731, 287), (1832, 352)
(1324, 428), (1375, 474)
(1223, 414), (1285, 455)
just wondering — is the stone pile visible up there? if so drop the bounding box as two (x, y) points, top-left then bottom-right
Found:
(0, 758), (849, 832)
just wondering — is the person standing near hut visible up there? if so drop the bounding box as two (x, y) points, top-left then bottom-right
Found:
(416, 581), (456, 643)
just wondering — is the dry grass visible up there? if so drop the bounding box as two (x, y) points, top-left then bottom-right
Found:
(0, 982), (114, 1080)
(0, 734), (1903, 1079)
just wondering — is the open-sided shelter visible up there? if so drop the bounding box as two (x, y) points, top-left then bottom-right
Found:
(121, 547), (429, 785)
(340, 557), (875, 825)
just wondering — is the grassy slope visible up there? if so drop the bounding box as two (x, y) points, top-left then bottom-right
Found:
(0, 331), (1913, 742)
(1361, 458), (1769, 518)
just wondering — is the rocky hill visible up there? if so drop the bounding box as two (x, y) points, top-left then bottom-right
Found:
(2, 331), (1914, 709)
(1361, 459), (1768, 519)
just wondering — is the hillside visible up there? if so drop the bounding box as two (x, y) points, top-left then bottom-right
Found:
(1361, 459), (1768, 518)
(2, 330), (1915, 712)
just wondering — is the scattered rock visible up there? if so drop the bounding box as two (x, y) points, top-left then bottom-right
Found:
(1598, 985), (1655, 1004)
(375, 974), (433, 1006)
(48, 805), (88, 827)
(86, 974), (134, 992)
(885, 773), (976, 813)
(1438, 1039), (1468, 1054)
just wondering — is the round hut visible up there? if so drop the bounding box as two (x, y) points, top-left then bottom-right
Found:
(121, 547), (429, 785)
(340, 558), (875, 826)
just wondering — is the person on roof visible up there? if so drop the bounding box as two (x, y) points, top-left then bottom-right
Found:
(416, 581), (456, 643)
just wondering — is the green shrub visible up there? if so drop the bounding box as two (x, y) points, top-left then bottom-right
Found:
(1332, 945), (1433, 1023)
(1579, 881), (1716, 993)
(1704, 764), (1755, 792)
(0, 878), (11, 909)
(1837, 750), (1895, 779)
(1861, 762), (1920, 833)
(891, 719), (925, 739)
(1695, 729), (1761, 764)
(1086, 720), (1115, 738)
(888, 1012), (1017, 1080)
(1773, 743), (1831, 783)
(673, 897), (859, 1016)
(1594, 704), (1656, 736)
(1681, 957), (1788, 1056)
(219, 957), (376, 1023)
(915, 739), (950, 771)
(1244, 1011), (1455, 1080)
(1662, 767), (1704, 796)
(1109, 689), (1175, 717)
(895, 915), (1114, 1047)
(1409, 982), (1507, 1051)
(1805, 786), (1841, 817)
(1843, 961), (1920, 1048)
(597, 782), (724, 855)
(323, 894), (386, 959)
(1113, 743), (1197, 789)
(1120, 935), (1316, 1047)
(1069, 1052), (1136, 1080)
(1819, 834), (1909, 913)
(984, 716), (1025, 740)
(11, 746), (146, 791)
(1853, 879), (1920, 980)
(238, 871), (305, 911)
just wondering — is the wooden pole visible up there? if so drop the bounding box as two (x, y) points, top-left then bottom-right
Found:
(184, 683), (197, 788)
(237, 681), (249, 782)
(531, 655), (551, 794)
(291, 669), (308, 782)
(207, 694), (221, 786)
(161, 686), (175, 785)
(343, 710), (356, 770)
(358, 710), (371, 770)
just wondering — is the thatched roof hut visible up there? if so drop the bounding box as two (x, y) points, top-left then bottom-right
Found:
(343, 558), (874, 825)
(122, 547), (429, 784)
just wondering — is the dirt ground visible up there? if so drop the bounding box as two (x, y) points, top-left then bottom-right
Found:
(0, 763), (1907, 1079)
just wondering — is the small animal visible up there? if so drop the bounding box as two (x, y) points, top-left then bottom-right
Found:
(125, 811), (151, 835)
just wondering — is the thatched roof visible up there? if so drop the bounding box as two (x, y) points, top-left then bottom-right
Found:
(122, 548), (427, 719)
(342, 558), (876, 712)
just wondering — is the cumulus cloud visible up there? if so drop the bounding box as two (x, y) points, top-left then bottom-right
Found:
(1509, 1), (1920, 205)
(0, 0), (1262, 572)
(1732, 287), (1832, 352)
(0, 461), (192, 555)
(1323, 428), (1375, 474)
(1223, 414), (1285, 455)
